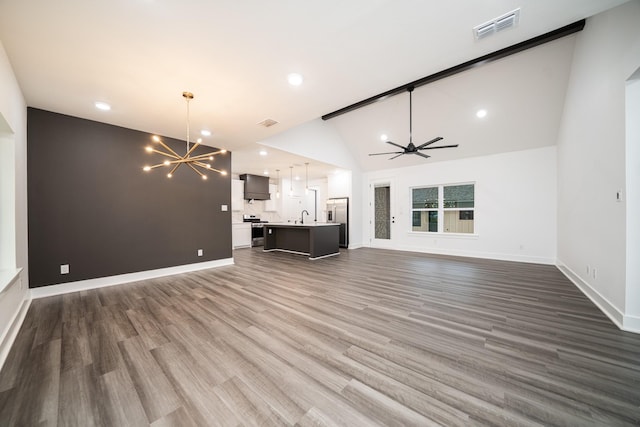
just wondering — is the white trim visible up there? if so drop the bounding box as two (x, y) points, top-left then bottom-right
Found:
(31, 258), (234, 299)
(361, 243), (554, 264)
(263, 248), (310, 256)
(397, 245), (554, 264)
(623, 314), (640, 333)
(309, 252), (340, 260)
(0, 268), (21, 294)
(556, 259), (627, 330)
(0, 294), (31, 372)
(262, 248), (340, 260)
(406, 231), (479, 240)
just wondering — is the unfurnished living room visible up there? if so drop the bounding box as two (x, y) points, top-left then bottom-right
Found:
(1, 1), (639, 426)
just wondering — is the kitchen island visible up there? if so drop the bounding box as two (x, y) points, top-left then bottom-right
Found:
(263, 223), (340, 260)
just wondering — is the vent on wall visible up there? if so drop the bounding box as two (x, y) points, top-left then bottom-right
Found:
(473, 8), (520, 40)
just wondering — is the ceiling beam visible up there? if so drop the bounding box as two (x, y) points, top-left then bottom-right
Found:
(321, 19), (585, 121)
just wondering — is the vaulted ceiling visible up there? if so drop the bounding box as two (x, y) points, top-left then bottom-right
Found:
(0, 0), (628, 177)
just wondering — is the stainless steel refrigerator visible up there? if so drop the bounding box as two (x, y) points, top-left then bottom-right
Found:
(326, 197), (348, 248)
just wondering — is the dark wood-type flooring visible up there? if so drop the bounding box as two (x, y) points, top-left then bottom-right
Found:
(1, 247), (640, 426)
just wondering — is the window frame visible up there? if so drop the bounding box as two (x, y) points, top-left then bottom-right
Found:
(410, 182), (476, 235)
(411, 185), (439, 233)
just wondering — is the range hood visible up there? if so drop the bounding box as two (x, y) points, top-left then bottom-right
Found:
(240, 174), (270, 200)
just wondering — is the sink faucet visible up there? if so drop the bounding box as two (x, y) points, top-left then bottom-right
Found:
(300, 210), (309, 224)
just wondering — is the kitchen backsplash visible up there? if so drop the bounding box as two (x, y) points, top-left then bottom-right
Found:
(231, 199), (284, 223)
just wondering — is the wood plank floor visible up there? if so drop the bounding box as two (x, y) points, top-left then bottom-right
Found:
(1, 247), (640, 426)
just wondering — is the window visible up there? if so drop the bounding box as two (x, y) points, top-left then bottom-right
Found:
(411, 187), (438, 232)
(411, 183), (474, 233)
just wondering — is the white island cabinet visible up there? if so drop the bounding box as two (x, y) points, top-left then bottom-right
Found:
(232, 223), (251, 249)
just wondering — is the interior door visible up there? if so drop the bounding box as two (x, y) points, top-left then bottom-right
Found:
(371, 180), (394, 247)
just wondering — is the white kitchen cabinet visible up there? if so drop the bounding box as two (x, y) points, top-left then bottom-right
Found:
(264, 184), (278, 212)
(232, 223), (251, 248)
(231, 179), (244, 211)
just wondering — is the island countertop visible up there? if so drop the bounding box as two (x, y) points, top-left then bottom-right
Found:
(263, 223), (340, 259)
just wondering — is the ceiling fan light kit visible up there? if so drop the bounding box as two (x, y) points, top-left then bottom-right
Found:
(369, 86), (458, 160)
(143, 91), (228, 180)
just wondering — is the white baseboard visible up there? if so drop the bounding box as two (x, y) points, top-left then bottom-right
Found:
(368, 243), (556, 265)
(556, 259), (630, 331)
(0, 293), (31, 372)
(31, 258), (234, 299)
(622, 314), (640, 333)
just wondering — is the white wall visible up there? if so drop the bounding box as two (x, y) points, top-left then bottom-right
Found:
(363, 146), (558, 264)
(626, 74), (640, 328)
(0, 40), (30, 369)
(328, 170), (352, 198)
(556, 1), (640, 331)
(259, 118), (360, 171)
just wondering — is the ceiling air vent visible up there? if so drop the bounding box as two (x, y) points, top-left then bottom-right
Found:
(257, 118), (279, 128)
(473, 8), (520, 40)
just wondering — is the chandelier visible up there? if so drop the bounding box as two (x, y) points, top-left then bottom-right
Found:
(143, 91), (227, 180)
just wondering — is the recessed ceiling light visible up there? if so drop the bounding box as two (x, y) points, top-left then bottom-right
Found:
(201, 129), (211, 136)
(295, 176), (300, 181)
(263, 170), (269, 175)
(287, 73), (303, 86)
(259, 150), (268, 156)
(380, 134), (388, 141)
(476, 109), (488, 118)
(95, 101), (111, 111)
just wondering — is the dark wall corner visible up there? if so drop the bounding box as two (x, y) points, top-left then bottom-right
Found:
(27, 108), (232, 288)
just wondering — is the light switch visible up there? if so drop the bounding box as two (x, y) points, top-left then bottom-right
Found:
(60, 264), (69, 274)
(197, 249), (203, 256)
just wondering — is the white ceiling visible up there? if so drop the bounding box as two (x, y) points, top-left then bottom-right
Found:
(0, 0), (628, 177)
(231, 146), (341, 182)
(333, 34), (576, 171)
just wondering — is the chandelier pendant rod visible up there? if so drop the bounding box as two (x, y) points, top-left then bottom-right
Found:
(185, 92), (191, 153)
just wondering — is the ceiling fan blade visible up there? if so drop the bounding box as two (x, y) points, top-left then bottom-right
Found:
(385, 141), (407, 150)
(420, 144), (459, 150)
(415, 152), (431, 159)
(369, 151), (403, 156)
(389, 153), (405, 160)
(416, 137), (443, 150)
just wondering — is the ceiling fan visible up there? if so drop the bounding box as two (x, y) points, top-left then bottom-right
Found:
(369, 86), (458, 160)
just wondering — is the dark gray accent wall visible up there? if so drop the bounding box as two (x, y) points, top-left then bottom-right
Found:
(27, 108), (232, 288)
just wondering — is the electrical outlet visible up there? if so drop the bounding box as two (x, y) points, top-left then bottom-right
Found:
(616, 190), (623, 202)
(221, 204), (228, 211)
(197, 249), (203, 256)
(592, 268), (597, 279)
(60, 264), (69, 274)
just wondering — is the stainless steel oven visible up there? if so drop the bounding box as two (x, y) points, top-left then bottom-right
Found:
(250, 223), (265, 247)
(243, 215), (267, 247)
